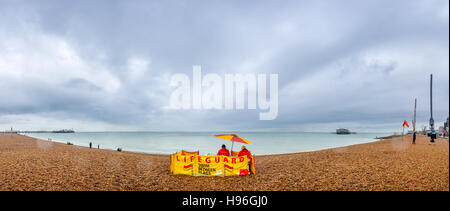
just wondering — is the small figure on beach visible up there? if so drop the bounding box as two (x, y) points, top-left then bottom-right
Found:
(97, 144), (99, 149)
(117, 147), (122, 152)
(89, 142), (92, 149)
(217, 144), (230, 156)
(413, 131), (416, 144)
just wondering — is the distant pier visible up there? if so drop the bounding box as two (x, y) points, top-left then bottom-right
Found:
(336, 128), (356, 134)
(3, 129), (75, 134)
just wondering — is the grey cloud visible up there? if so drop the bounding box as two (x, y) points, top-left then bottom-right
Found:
(0, 0), (448, 132)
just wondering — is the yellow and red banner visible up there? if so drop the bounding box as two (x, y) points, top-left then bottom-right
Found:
(170, 152), (255, 176)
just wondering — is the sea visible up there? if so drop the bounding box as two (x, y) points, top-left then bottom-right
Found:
(23, 131), (391, 155)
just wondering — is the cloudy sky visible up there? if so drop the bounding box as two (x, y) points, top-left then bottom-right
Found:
(0, 0), (448, 132)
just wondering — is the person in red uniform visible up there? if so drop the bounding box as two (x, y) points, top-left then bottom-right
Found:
(238, 145), (252, 159)
(217, 144), (230, 156)
(238, 146), (252, 174)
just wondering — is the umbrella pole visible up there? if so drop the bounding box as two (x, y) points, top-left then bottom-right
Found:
(231, 141), (234, 154)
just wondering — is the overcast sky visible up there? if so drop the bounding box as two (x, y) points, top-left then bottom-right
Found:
(0, 0), (448, 132)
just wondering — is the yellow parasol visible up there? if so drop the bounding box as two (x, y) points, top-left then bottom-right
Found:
(214, 134), (254, 153)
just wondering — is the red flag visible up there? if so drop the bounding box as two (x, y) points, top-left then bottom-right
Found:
(403, 120), (410, 128)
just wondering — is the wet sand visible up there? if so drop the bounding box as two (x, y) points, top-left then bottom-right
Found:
(0, 133), (448, 191)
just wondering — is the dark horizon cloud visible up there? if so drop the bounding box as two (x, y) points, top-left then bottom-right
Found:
(0, 0), (448, 132)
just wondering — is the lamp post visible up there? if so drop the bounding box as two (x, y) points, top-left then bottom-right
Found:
(413, 98), (417, 132)
(429, 74), (435, 143)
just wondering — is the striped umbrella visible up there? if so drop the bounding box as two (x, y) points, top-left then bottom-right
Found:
(214, 134), (254, 153)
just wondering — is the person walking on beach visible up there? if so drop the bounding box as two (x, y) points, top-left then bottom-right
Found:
(217, 144), (230, 156)
(413, 131), (417, 144)
(89, 142), (92, 149)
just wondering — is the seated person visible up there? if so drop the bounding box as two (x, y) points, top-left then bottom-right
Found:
(217, 144), (230, 156)
(238, 146), (252, 159)
(238, 145), (252, 163)
(238, 146), (253, 174)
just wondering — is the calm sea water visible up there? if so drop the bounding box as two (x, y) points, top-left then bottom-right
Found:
(23, 131), (391, 155)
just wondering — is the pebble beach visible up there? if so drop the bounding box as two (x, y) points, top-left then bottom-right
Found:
(0, 133), (448, 191)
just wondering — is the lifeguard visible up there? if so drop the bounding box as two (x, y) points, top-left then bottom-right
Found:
(238, 146), (252, 159)
(238, 146), (252, 173)
(217, 144), (230, 156)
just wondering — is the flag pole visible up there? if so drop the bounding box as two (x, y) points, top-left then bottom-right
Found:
(402, 124), (405, 140)
(402, 120), (408, 140)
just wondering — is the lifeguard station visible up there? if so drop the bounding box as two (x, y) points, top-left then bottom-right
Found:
(170, 135), (256, 176)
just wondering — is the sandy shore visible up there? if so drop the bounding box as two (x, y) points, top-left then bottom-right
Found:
(0, 133), (448, 191)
